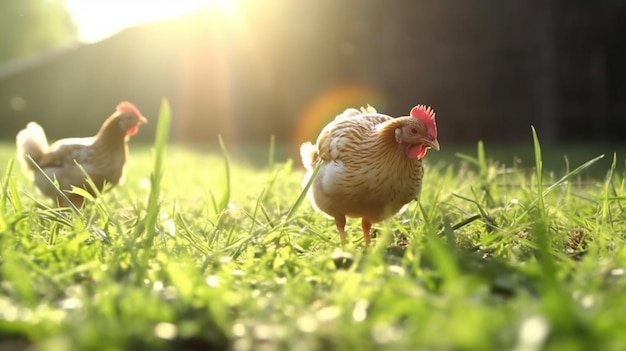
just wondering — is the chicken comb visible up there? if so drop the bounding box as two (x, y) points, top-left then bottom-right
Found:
(410, 104), (437, 139)
(116, 101), (142, 116)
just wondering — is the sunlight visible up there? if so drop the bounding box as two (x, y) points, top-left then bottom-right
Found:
(65, 0), (240, 43)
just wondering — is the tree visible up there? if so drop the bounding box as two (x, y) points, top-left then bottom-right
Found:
(0, 0), (77, 63)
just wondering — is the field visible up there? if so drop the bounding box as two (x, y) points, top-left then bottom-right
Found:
(2, 104), (626, 351)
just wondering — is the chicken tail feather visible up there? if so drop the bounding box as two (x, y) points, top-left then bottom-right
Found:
(300, 141), (318, 171)
(360, 105), (377, 113)
(16, 122), (49, 173)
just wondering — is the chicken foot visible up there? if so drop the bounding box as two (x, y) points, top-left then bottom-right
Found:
(335, 216), (347, 245)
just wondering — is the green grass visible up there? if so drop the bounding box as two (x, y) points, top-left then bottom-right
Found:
(2, 102), (626, 351)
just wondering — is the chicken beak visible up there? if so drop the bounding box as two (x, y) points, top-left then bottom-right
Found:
(138, 115), (148, 124)
(425, 138), (440, 151)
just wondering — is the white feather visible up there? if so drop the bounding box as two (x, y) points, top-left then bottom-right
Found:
(299, 141), (316, 171)
(15, 122), (49, 174)
(320, 160), (345, 194)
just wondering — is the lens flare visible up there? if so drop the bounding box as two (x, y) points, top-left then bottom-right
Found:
(292, 84), (387, 156)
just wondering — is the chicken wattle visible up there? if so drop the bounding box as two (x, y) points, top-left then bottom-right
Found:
(300, 104), (440, 245)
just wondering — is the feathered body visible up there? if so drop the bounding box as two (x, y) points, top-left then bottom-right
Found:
(16, 102), (147, 207)
(301, 105), (440, 245)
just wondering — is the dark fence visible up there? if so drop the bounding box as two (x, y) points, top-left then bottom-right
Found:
(1, 0), (625, 149)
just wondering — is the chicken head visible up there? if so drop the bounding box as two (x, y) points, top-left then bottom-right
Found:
(394, 105), (440, 159)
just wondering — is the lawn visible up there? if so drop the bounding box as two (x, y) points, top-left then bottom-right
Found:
(1, 102), (626, 351)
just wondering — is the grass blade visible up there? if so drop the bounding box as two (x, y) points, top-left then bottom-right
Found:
(542, 154), (604, 197)
(285, 162), (320, 222)
(531, 126), (581, 334)
(25, 156), (110, 244)
(217, 134), (231, 213)
(140, 98), (171, 242)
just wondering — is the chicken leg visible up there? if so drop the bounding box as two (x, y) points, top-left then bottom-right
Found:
(334, 216), (373, 245)
(335, 216), (347, 244)
(361, 219), (372, 245)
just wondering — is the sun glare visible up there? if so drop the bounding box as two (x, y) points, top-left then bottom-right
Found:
(65, 0), (240, 43)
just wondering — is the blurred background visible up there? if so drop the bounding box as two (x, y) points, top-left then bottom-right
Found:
(0, 0), (625, 161)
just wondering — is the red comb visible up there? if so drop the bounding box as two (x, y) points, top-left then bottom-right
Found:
(410, 104), (437, 139)
(116, 101), (141, 116)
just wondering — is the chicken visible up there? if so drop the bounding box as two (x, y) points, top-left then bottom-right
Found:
(300, 104), (440, 245)
(16, 102), (148, 208)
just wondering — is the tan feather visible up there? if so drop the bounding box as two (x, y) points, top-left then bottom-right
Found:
(15, 103), (147, 207)
(301, 104), (439, 245)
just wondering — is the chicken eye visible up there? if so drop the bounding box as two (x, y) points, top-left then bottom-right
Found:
(410, 127), (418, 134)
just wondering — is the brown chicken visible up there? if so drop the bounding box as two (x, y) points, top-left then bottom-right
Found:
(300, 104), (440, 245)
(16, 102), (147, 207)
